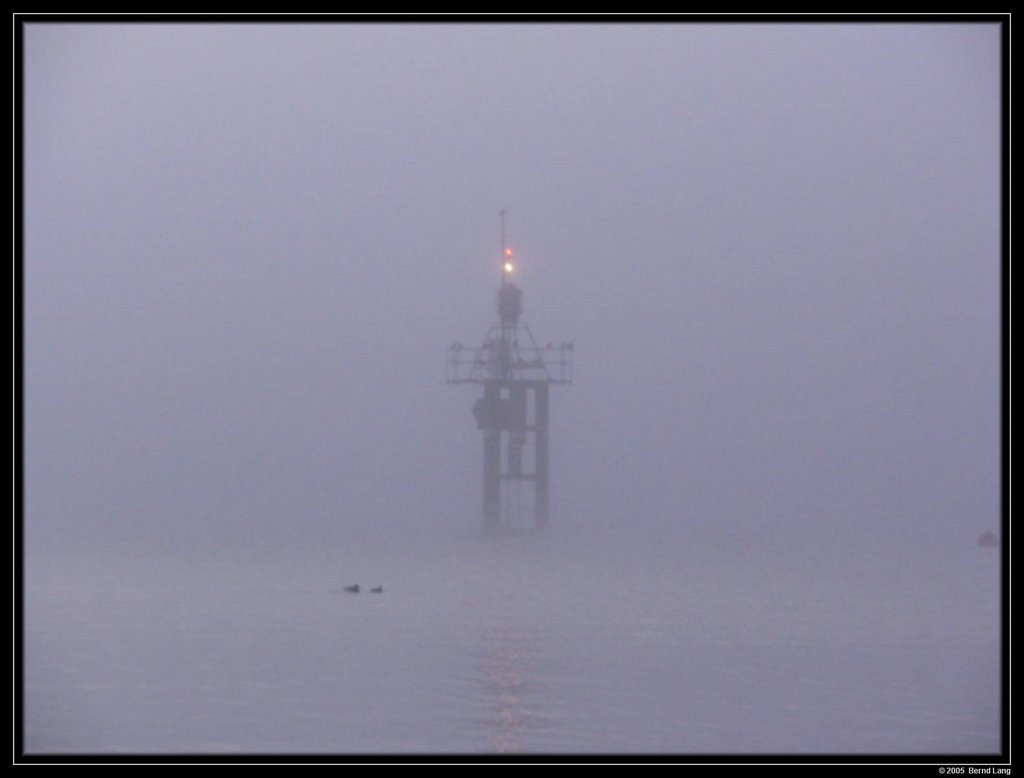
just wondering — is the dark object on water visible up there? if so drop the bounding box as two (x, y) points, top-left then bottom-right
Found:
(370, 586), (383, 593)
(344, 584), (360, 593)
(978, 530), (998, 548)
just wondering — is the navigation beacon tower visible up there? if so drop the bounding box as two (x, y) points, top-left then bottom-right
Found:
(447, 213), (573, 528)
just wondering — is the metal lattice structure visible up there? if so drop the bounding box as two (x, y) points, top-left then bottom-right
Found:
(447, 216), (572, 528)
(446, 324), (573, 386)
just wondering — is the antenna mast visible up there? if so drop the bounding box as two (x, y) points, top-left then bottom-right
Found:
(500, 208), (506, 283)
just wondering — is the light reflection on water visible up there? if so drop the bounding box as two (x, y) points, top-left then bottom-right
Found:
(23, 528), (1002, 755)
(477, 626), (529, 753)
(472, 621), (566, 754)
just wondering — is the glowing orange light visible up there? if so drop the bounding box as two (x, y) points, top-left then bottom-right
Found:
(504, 247), (513, 257)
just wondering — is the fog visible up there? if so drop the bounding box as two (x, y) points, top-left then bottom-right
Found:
(21, 21), (1003, 757)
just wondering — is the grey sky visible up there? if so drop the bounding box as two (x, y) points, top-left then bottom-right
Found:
(23, 21), (1002, 556)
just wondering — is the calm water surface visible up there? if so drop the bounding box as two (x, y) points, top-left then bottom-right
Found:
(24, 522), (1002, 756)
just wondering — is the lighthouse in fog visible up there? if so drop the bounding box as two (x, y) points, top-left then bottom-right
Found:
(447, 213), (572, 528)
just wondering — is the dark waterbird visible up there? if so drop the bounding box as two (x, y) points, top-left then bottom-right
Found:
(343, 584), (360, 593)
(370, 586), (383, 593)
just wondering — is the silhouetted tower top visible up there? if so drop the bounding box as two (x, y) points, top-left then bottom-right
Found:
(447, 219), (571, 387)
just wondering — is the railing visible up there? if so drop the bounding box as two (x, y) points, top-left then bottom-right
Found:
(447, 323), (573, 385)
